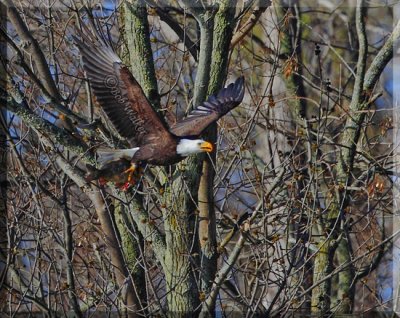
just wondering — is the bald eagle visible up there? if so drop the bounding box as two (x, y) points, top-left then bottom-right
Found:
(74, 28), (244, 186)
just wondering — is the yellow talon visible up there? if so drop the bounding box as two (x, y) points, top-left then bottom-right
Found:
(123, 164), (136, 183)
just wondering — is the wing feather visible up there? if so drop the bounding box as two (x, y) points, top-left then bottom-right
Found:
(170, 77), (245, 137)
(74, 26), (170, 147)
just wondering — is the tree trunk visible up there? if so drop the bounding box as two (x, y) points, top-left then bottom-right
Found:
(163, 172), (201, 315)
(198, 1), (237, 315)
(123, 0), (160, 110)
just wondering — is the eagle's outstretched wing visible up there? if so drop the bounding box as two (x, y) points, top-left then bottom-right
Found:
(74, 26), (170, 147)
(170, 77), (245, 137)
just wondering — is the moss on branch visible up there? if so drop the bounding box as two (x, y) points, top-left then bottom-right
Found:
(3, 95), (94, 165)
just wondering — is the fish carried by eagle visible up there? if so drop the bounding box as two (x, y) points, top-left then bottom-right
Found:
(74, 29), (245, 189)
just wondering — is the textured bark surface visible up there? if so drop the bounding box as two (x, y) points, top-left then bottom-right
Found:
(113, 198), (147, 310)
(89, 191), (140, 316)
(163, 173), (201, 315)
(124, 0), (161, 110)
(197, 1), (237, 313)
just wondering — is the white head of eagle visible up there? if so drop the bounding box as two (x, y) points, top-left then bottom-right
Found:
(176, 139), (213, 156)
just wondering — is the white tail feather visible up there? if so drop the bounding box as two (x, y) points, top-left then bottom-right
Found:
(96, 147), (140, 166)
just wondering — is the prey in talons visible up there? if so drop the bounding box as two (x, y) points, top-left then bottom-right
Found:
(85, 159), (140, 191)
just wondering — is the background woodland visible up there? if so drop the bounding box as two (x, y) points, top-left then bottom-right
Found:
(0, 0), (399, 317)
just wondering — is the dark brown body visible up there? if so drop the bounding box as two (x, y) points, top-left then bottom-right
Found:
(132, 136), (183, 166)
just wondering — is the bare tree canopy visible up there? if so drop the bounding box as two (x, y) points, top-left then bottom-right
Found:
(0, 0), (399, 317)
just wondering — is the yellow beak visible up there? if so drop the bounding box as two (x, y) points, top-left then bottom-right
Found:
(200, 141), (213, 153)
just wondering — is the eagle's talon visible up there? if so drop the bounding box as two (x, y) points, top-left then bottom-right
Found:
(123, 164), (137, 183)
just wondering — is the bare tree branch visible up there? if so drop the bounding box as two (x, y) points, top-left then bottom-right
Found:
(230, 0), (271, 49)
(3, 0), (62, 101)
(144, 0), (199, 61)
(2, 93), (94, 165)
